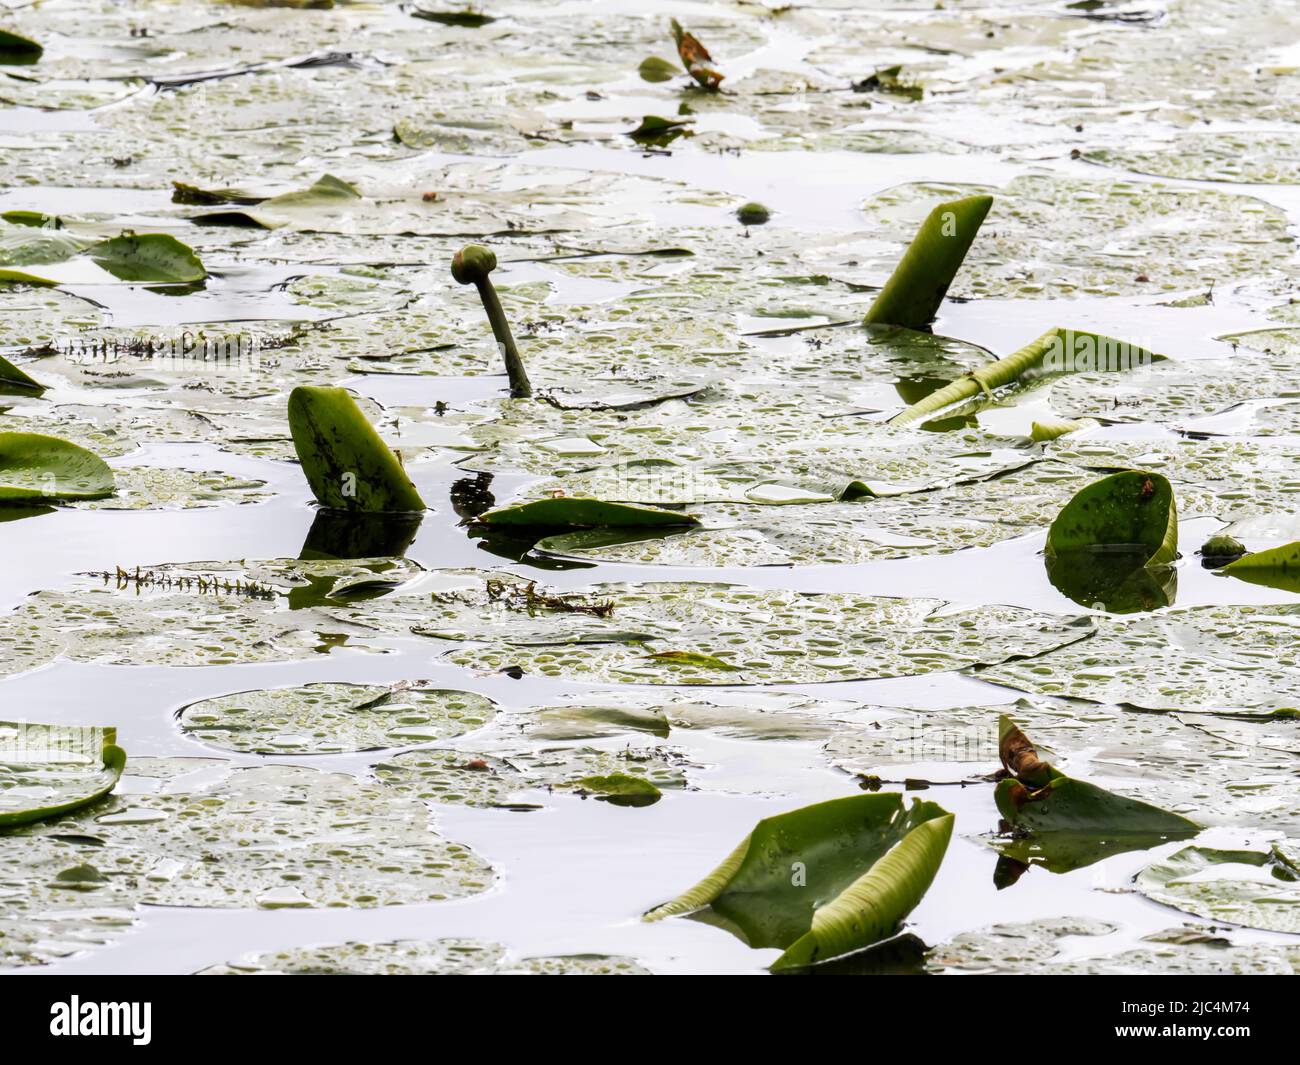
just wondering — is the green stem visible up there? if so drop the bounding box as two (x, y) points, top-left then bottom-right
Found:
(476, 277), (532, 398)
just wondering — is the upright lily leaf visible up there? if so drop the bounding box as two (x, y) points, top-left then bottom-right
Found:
(994, 715), (1197, 873)
(1221, 542), (1300, 593)
(0, 722), (125, 827)
(638, 56), (679, 82)
(670, 19), (723, 91)
(891, 328), (1160, 427)
(87, 234), (207, 283)
(288, 386), (426, 514)
(865, 195), (992, 330)
(0, 30), (41, 59)
(0, 433), (115, 503)
(1045, 470), (1178, 565)
(475, 498), (698, 532)
(645, 793), (953, 970)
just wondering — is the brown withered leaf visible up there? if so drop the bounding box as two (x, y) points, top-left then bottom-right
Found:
(998, 716), (1053, 787)
(670, 18), (724, 92)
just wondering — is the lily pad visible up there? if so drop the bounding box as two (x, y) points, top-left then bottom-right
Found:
(980, 603), (1300, 714)
(1221, 542), (1300, 593)
(993, 716), (1197, 872)
(178, 682), (498, 754)
(0, 722), (125, 827)
(1045, 470), (1178, 566)
(476, 498), (698, 532)
(374, 742), (688, 809)
(288, 385), (426, 513)
(645, 793), (953, 970)
(412, 573), (1093, 685)
(2, 760), (493, 913)
(1136, 843), (1300, 933)
(199, 938), (648, 975)
(0, 432), (115, 504)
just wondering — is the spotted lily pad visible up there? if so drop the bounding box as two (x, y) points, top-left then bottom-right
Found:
(199, 938), (648, 975)
(374, 742), (689, 809)
(1136, 842), (1300, 933)
(2, 760), (493, 915)
(413, 574), (1093, 685)
(179, 682), (498, 754)
(0, 722), (125, 827)
(979, 604), (1300, 714)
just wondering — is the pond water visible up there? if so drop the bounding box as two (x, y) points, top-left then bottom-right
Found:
(4, 0), (1300, 975)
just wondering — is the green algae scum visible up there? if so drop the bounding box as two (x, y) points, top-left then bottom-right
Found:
(1, 0), (1300, 992)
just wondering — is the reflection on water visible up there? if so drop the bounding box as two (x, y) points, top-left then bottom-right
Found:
(1045, 548), (1176, 614)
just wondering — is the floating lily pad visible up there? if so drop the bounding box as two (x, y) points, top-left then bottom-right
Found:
(83, 467), (269, 510)
(862, 176), (1292, 298)
(412, 573), (1092, 685)
(179, 682), (498, 754)
(929, 916), (1300, 974)
(2, 760), (493, 914)
(476, 498), (698, 532)
(0, 228), (206, 287)
(0, 557), (422, 676)
(0, 722), (125, 827)
(199, 938), (648, 975)
(980, 603), (1300, 714)
(1136, 843), (1300, 933)
(0, 432), (115, 503)
(374, 742), (688, 809)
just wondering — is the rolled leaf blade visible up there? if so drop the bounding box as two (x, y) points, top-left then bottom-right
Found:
(865, 194), (992, 330)
(771, 813), (954, 971)
(288, 386), (426, 514)
(890, 327), (1160, 428)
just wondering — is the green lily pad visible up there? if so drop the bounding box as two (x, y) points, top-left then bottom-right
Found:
(192, 174), (362, 230)
(0, 352), (43, 393)
(980, 602), (1300, 714)
(1221, 542), (1300, 593)
(861, 176), (1293, 298)
(374, 743), (688, 809)
(1136, 843), (1300, 933)
(199, 938), (648, 975)
(645, 793), (953, 970)
(0, 29), (41, 59)
(476, 498), (698, 532)
(179, 682), (498, 754)
(992, 715), (1198, 872)
(0, 722), (125, 827)
(929, 916), (1300, 974)
(0, 432), (115, 504)
(412, 573), (1093, 685)
(864, 194), (991, 329)
(0, 229), (206, 286)
(570, 772), (662, 807)
(1045, 470), (1177, 565)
